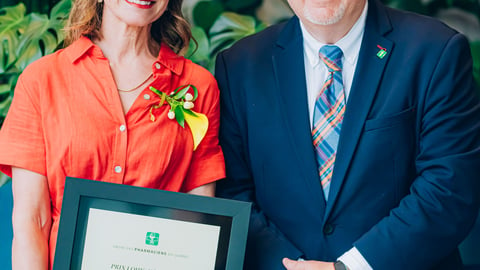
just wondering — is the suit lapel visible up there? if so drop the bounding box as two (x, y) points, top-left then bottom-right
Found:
(324, 0), (394, 218)
(272, 17), (327, 208)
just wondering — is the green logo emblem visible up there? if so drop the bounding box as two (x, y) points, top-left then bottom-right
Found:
(377, 49), (387, 59)
(145, 232), (159, 246)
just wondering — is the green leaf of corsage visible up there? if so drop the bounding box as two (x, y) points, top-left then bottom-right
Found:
(149, 85), (209, 150)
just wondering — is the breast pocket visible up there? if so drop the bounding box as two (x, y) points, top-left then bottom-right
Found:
(357, 106), (417, 204)
(364, 107), (415, 132)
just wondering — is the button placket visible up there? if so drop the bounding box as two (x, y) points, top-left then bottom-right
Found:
(112, 121), (128, 183)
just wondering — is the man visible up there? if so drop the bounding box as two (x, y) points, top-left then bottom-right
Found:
(215, 0), (480, 269)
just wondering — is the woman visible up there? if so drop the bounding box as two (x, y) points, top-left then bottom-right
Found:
(0, 0), (225, 269)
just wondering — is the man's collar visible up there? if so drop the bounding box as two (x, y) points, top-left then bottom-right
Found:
(300, 1), (368, 68)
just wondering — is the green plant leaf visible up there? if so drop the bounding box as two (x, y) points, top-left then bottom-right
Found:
(222, 0), (262, 13)
(48, 0), (72, 44)
(50, 0), (72, 20)
(470, 41), (480, 89)
(15, 13), (54, 70)
(0, 0), (70, 130)
(209, 12), (260, 55)
(186, 26), (213, 70)
(193, 1), (224, 33)
(0, 3), (29, 73)
(15, 1), (70, 70)
(190, 26), (210, 57)
(385, 0), (428, 14)
(0, 94), (12, 119)
(0, 83), (10, 95)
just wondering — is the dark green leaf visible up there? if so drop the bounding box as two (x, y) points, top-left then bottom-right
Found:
(209, 12), (258, 54)
(190, 84), (199, 101)
(0, 95), (12, 119)
(0, 84), (10, 95)
(193, 1), (224, 33)
(149, 86), (162, 96)
(222, 0), (262, 12)
(385, 0), (428, 14)
(173, 85), (191, 99)
(186, 26), (212, 70)
(183, 109), (197, 116)
(470, 41), (480, 89)
(50, 0), (72, 20)
(174, 106), (185, 128)
(15, 13), (54, 70)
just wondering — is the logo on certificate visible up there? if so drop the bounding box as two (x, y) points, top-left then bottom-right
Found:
(145, 232), (159, 246)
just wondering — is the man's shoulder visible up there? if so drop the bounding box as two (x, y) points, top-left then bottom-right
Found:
(383, 5), (458, 41)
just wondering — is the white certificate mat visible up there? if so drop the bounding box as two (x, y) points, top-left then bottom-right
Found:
(81, 208), (220, 270)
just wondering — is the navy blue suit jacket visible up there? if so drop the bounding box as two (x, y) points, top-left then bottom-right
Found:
(215, 0), (480, 269)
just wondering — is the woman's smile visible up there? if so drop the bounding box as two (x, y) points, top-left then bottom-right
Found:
(125, 0), (156, 9)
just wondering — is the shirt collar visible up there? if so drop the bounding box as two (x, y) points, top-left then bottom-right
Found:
(301, 1), (368, 68)
(65, 36), (184, 75)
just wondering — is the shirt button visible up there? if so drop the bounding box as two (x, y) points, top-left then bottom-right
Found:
(323, 224), (334, 235)
(114, 166), (122, 173)
(155, 63), (161, 70)
(119, 125), (126, 132)
(143, 94), (151, 100)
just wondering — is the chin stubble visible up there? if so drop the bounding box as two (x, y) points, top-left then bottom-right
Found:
(303, 2), (346, 25)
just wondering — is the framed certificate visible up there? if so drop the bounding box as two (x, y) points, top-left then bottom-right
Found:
(53, 177), (251, 270)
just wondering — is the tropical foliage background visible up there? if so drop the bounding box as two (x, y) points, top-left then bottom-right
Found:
(0, 0), (479, 186)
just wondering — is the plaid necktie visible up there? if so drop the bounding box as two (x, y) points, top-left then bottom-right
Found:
(312, 45), (345, 200)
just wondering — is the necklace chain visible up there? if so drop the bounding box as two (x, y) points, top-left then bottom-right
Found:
(117, 72), (153, 92)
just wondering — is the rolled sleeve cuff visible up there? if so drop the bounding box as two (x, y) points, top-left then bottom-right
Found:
(338, 247), (373, 270)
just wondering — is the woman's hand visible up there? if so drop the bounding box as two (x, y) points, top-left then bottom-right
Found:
(283, 258), (335, 270)
(12, 167), (51, 270)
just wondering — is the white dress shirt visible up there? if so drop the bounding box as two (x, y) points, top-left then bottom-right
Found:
(300, 2), (374, 270)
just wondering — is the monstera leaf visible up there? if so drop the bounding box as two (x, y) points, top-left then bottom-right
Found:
(12, 1), (70, 70)
(187, 12), (266, 72)
(0, 4), (30, 73)
(209, 12), (265, 55)
(186, 26), (212, 70)
(0, 0), (71, 129)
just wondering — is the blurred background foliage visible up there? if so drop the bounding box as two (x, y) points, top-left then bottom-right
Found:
(0, 0), (479, 185)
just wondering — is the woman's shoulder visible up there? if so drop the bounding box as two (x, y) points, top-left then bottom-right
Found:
(22, 37), (92, 77)
(21, 48), (68, 79)
(182, 59), (216, 88)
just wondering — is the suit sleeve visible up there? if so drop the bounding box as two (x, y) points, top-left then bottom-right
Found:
(215, 52), (303, 270)
(355, 33), (480, 270)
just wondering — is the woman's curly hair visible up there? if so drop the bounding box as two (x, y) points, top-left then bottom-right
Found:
(64, 0), (192, 55)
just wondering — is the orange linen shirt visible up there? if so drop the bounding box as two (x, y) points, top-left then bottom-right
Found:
(0, 36), (225, 266)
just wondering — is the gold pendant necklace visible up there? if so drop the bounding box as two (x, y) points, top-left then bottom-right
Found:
(117, 72), (153, 92)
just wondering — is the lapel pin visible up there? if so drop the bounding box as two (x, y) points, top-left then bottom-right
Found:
(376, 45), (387, 59)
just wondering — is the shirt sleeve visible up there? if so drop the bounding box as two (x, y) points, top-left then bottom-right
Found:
(338, 247), (373, 270)
(181, 70), (225, 192)
(0, 71), (47, 177)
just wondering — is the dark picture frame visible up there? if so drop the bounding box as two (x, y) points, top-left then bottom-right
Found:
(53, 177), (251, 270)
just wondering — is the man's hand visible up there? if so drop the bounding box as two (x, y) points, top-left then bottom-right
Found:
(282, 258), (335, 270)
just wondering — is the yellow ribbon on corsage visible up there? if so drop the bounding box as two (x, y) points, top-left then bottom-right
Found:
(149, 85), (209, 150)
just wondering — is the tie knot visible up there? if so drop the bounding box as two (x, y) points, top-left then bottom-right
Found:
(319, 45), (343, 72)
